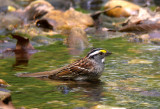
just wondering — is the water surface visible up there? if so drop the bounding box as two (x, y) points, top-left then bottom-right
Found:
(0, 38), (160, 109)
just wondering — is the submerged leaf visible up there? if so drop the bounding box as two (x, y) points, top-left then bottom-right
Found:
(91, 104), (126, 109)
(128, 59), (153, 64)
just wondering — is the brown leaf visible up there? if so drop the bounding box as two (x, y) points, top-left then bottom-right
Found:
(0, 79), (10, 87)
(119, 7), (160, 32)
(120, 22), (160, 32)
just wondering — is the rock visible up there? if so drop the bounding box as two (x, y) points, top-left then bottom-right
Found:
(127, 31), (160, 45)
(64, 8), (94, 28)
(0, 88), (11, 101)
(0, 88), (15, 109)
(119, 8), (160, 32)
(104, 0), (141, 17)
(0, 1), (59, 54)
(121, 7), (152, 26)
(37, 8), (94, 32)
(86, 27), (126, 39)
(36, 10), (62, 30)
(11, 34), (34, 51)
(22, 0), (54, 21)
(12, 0), (54, 24)
(0, 13), (22, 31)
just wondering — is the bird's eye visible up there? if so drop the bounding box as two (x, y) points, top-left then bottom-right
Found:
(99, 52), (103, 55)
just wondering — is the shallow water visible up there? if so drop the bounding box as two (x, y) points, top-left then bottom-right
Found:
(0, 38), (160, 109)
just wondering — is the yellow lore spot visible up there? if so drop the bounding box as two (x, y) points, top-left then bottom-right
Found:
(100, 50), (107, 53)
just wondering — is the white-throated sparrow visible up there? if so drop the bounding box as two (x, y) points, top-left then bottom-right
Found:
(17, 48), (112, 81)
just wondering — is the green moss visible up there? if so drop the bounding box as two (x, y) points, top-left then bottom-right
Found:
(0, 34), (12, 39)
(149, 6), (157, 11)
(75, 7), (90, 13)
(47, 34), (66, 39)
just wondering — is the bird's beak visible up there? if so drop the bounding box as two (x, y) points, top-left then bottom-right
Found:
(105, 51), (112, 56)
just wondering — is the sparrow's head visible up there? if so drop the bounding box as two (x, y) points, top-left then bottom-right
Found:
(86, 48), (112, 63)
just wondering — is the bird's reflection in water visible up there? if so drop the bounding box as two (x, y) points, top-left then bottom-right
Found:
(40, 78), (104, 102)
(59, 81), (104, 101)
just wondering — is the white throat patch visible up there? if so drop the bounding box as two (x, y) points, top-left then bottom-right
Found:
(101, 58), (105, 63)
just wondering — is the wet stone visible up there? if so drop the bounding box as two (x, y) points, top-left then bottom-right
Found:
(0, 88), (15, 109)
(0, 88), (11, 101)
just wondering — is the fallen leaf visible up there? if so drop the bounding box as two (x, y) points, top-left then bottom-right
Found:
(120, 22), (160, 32)
(0, 79), (10, 87)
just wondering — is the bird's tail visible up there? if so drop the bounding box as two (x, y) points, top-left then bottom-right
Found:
(16, 70), (56, 78)
(16, 66), (66, 78)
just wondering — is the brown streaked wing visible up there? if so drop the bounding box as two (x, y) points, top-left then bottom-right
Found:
(56, 68), (73, 76)
(55, 57), (93, 77)
(75, 58), (94, 73)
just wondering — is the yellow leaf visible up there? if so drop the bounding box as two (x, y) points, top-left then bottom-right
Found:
(0, 79), (10, 86)
(91, 104), (126, 109)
